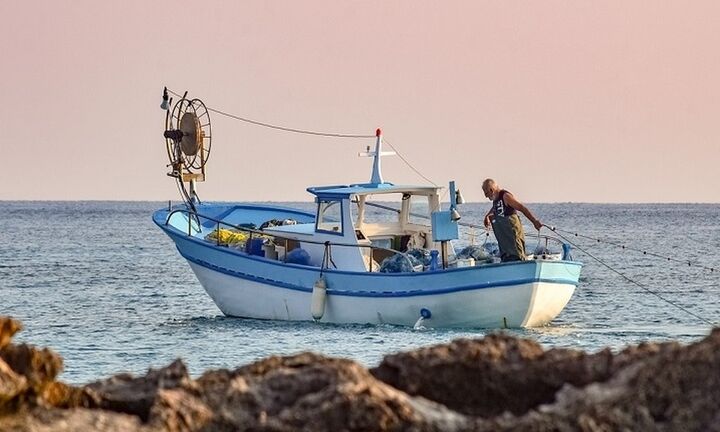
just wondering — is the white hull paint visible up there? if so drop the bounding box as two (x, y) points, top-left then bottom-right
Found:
(188, 261), (575, 328)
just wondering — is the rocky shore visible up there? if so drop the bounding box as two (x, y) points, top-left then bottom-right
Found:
(1, 316), (719, 431)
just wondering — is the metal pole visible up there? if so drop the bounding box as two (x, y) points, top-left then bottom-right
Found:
(441, 241), (448, 269)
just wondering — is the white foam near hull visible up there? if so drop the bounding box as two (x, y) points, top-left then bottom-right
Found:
(188, 261), (575, 328)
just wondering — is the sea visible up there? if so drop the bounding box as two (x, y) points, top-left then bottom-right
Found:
(2, 201), (719, 385)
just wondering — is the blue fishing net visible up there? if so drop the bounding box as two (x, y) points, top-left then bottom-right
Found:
(379, 253), (421, 273)
(457, 245), (489, 261)
(406, 248), (432, 266)
(286, 248), (312, 266)
(483, 242), (500, 257)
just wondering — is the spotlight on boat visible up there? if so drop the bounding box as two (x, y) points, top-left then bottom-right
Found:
(160, 87), (170, 110)
(450, 207), (461, 221)
(455, 189), (465, 205)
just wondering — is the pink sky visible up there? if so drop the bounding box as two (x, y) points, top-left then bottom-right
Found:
(1, 1), (718, 203)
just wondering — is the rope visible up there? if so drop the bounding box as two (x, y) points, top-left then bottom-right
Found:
(320, 241), (337, 277)
(550, 227), (716, 274)
(167, 89), (441, 187)
(167, 89), (375, 139)
(545, 224), (716, 326)
(383, 139), (438, 187)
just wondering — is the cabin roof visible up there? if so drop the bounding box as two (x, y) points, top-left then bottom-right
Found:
(307, 182), (441, 199)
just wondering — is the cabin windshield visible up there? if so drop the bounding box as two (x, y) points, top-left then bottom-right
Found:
(351, 192), (436, 253)
(316, 199), (343, 234)
(360, 195), (402, 225)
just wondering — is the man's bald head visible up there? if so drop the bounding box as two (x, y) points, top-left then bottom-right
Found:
(482, 178), (499, 200)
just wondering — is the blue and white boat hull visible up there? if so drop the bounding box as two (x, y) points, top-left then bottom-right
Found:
(189, 259), (575, 327)
(157, 214), (580, 328)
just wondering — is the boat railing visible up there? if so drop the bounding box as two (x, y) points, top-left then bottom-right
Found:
(363, 201), (569, 257)
(526, 231), (566, 253)
(165, 208), (417, 272)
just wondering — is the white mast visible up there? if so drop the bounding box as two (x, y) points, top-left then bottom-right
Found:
(358, 128), (395, 184)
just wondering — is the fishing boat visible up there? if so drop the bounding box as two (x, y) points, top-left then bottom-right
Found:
(153, 90), (582, 328)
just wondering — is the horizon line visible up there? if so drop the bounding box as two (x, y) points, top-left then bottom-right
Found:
(2, 199), (719, 205)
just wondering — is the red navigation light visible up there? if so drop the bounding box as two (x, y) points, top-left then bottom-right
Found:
(376, 128), (382, 137)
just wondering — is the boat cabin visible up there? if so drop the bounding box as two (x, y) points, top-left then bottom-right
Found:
(263, 182), (451, 272)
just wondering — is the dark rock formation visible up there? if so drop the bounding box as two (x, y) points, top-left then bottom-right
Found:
(83, 359), (193, 421)
(187, 352), (469, 431)
(1, 315), (720, 431)
(370, 333), (671, 418)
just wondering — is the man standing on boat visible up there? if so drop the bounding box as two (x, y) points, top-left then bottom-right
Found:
(482, 179), (542, 262)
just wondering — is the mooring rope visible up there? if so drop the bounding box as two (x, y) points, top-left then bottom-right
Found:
(545, 224), (716, 326)
(550, 227), (716, 273)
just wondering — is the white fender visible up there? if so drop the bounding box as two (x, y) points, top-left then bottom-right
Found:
(311, 277), (327, 320)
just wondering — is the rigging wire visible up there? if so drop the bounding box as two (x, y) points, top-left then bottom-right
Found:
(551, 227), (716, 273)
(546, 225), (716, 327)
(167, 89), (375, 139)
(383, 139), (438, 187)
(167, 89), (441, 187)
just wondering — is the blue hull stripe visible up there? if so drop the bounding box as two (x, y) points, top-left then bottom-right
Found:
(180, 251), (578, 298)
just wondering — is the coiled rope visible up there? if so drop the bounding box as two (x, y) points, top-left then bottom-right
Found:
(545, 224), (716, 326)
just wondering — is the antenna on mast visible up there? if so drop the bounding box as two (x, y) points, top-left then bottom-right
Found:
(358, 128), (395, 185)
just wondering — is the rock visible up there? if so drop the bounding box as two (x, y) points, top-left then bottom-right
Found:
(0, 344), (64, 390)
(0, 407), (149, 432)
(0, 343), (66, 410)
(84, 359), (193, 422)
(370, 333), (671, 418)
(0, 318), (22, 350)
(372, 331), (720, 431)
(188, 352), (471, 431)
(0, 358), (28, 412)
(147, 389), (213, 432)
(3, 314), (720, 431)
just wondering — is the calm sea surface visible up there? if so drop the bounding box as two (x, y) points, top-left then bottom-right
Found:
(1, 201), (719, 384)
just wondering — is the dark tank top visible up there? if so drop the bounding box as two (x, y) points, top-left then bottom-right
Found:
(492, 190), (517, 218)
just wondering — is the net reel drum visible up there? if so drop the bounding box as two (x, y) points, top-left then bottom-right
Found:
(161, 88), (212, 208)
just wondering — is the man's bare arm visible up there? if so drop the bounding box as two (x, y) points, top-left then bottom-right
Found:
(503, 193), (542, 230)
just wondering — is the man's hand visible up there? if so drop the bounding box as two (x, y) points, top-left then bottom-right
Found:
(532, 219), (542, 231)
(484, 216), (492, 230)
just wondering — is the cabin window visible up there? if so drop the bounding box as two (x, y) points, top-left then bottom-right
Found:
(363, 194), (402, 224)
(316, 199), (343, 234)
(408, 195), (432, 227)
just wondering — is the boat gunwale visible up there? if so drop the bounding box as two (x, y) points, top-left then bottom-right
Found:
(154, 208), (583, 279)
